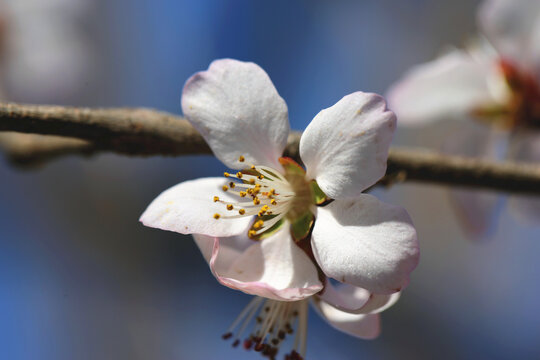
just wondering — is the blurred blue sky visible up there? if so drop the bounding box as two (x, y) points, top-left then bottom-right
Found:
(2, 0), (540, 359)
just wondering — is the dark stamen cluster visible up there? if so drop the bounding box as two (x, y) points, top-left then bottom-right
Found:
(221, 300), (306, 360)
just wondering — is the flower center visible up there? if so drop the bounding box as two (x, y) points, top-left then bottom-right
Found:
(213, 156), (316, 241)
(222, 297), (309, 360)
(472, 59), (540, 130)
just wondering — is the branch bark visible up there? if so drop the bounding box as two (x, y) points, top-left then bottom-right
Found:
(1, 102), (539, 195)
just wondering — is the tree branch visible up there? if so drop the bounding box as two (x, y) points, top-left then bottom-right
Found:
(1, 102), (539, 195)
(0, 132), (93, 167)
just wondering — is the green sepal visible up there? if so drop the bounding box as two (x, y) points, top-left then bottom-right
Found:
(309, 180), (330, 205)
(290, 211), (315, 242)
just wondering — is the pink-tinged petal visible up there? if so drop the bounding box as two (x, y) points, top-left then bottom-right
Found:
(318, 281), (400, 314)
(140, 177), (251, 237)
(479, 0), (540, 71)
(311, 195), (419, 294)
(317, 282), (370, 313)
(181, 59), (289, 169)
(193, 232), (252, 272)
(193, 225), (323, 301)
(443, 122), (506, 237)
(387, 49), (505, 126)
(448, 189), (501, 237)
(300, 92), (396, 197)
(314, 299), (381, 339)
(354, 292), (401, 315)
(507, 131), (540, 222)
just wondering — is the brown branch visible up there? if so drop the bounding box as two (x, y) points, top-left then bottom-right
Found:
(0, 102), (211, 156)
(1, 102), (540, 195)
(0, 132), (93, 167)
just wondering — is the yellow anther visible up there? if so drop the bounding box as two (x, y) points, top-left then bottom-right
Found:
(224, 172), (230, 177)
(261, 205), (269, 212)
(269, 189), (276, 195)
(249, 178), (256, 185)
(250, 165), (256, 170)
(239, 191), (247, 197)
(226, 204), (234, 211)
(213, 196), (220, 202)
(248, 230), (257, 237)
(239, 209), (246, 215)
(258, 174), (264, 180)
(236, 172), (243, 179)
(229, 182), (236, 188)
(253, 220), (264, 229)
(271, 199), (277, 205)
(239, 155), (245, 162)
(222, 185), (229, 191)
(213, 213), (221, 219)
(253, 197), (260, 205)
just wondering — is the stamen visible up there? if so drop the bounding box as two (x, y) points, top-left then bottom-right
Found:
(253, 220), (264, 229)
(223, 297), (309, 359)
(213, 161), (310, 239)
(239, 155), (245, 162)
(213, 213), (220, 220)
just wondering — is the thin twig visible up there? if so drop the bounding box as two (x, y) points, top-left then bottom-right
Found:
(1, 102), (539, 195)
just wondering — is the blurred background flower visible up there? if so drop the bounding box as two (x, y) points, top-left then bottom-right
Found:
(386, 0), (540, 237)
(1, 0), (540, 359)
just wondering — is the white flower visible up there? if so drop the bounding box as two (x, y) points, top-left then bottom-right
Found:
(387, 0), (540, 230)
(140, 59), (419, 358)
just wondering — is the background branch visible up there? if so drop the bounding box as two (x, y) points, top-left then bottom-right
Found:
(1, 102), (539, 195)
(0, 132), (93, 167)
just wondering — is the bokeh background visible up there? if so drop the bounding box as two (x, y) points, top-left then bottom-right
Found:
(1, 0), (539, 359)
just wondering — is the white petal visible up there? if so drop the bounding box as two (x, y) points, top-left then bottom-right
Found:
(507, 131), (540, 222)
(354, 292), (401, 314)
(479, 0), (540, 71)
(193, 233), (252, 274)
(300, 92), (396, 197)
(311, 195), (419, 294)
(443, 122), (507, 237)
(194, 225), (323, 301)
(181, 59), (289, 169)
(317, 282), (370, 314)
(387, 49), (506, 126)
(318, 282), (400, 314)
(140, 177), (251, 237)
(314, 299), (381, 339)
